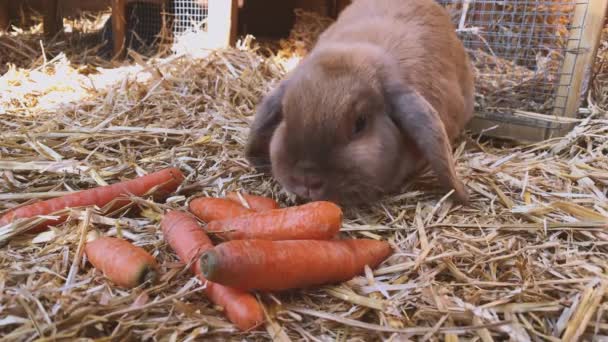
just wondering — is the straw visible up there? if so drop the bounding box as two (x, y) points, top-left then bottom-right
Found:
(1, 7), (607, 341)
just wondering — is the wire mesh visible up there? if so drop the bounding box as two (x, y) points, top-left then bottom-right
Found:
(172, 0), (209, 35)
(112, 0), (590, 122)
(98, 0), (208, 57)
(436, 0), (589, 118)
(98, 1), (171, 58)
(123, 1), (168, 51)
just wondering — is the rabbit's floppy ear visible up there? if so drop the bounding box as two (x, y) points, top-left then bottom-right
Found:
(245, 81), (288, 171)
(380, 68), (469, 204)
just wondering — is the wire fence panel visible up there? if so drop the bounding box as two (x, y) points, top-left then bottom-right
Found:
(437, 0), (588, 118)
(117, 0), (591, 124)
(124, 1), (167, 50)
(173, 0), (209, 35)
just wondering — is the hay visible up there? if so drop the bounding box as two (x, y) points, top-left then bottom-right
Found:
(0, 10), (115, 76)
(469, 49), (562, 114)
(1, 8), (608, 342)
(592, 25), (608, 112)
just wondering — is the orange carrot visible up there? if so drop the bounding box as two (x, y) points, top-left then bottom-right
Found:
(198, 239), (392, 291)
(203, 201), (342, 241)
(188, 197), (254, 223)
(225, 192), (280, 211)
(85, 234), (159, 288)
(0, 168), (185, 232)
(160, 210), (264, 331)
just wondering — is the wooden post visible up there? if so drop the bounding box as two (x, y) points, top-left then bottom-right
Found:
(335, 0), (351, 16)
(322, 0), (351, 19)
(0, 0), (9, 32)
(207, 0), (238, 48)
(553, 0), (608, 118)
(326, 0), (337, 18)
(466, 110), (579, 143)
(229, 0), (238, 46)
(111, 0), (127, 59)
(42, 0), (62, 37)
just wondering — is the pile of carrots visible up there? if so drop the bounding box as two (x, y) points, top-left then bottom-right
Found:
(2, 167), (393, 331)
(163, 194), (392, 330)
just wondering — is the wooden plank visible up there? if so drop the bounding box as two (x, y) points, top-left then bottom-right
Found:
(0, 0), (9, 32)
(42, 0), (62, 37)
(111, 0), (127, 59)
(327, 0), (337, 18)
(208, 0), (238, 48)
(467, 111), (579, 143)
(553, 0), (608, 118)
(229, 0), (238, 46)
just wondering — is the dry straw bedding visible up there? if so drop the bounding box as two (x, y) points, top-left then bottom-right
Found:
(0, 9), (608, 342)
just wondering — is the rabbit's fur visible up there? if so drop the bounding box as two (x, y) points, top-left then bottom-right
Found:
(246, 0), (475, 205)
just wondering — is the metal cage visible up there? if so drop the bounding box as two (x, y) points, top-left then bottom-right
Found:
(105, 0), (605, 142)
(105, 0), (236, 58)
(436, 0), (606, 142)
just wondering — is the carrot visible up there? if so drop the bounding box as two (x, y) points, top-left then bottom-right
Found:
(198, 239), (392, 291)
(0, 167), (185, 232)
(160, 210), (264, 331)
(188, 197), (254, 223)
(188, 193), (280, 223)
(225, 192), (280, 211)
(84, 233), (159, 288)
(203, 201), (342, 241)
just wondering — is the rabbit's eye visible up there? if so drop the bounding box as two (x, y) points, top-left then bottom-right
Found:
(354, 116), (367, 135)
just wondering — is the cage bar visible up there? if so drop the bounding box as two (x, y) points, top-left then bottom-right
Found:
(0, 0), (9, 31)
(111, 0), (127, 58)
(207, 0), (238, 48)
(553, 0), (608, 119)
(42, 0), (62, 37)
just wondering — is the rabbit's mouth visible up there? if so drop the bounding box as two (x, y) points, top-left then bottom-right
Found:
(281, 177), (385, 207)
(285, 181), (331, 203)
(277, 175), (338, 204)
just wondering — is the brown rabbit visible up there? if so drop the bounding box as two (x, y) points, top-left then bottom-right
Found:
(245, 0), (475, 205)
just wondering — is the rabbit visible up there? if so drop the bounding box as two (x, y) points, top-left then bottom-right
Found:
(245, 0), (475, 206)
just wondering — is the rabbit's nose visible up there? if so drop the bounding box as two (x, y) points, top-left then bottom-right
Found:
(291, 174), (324, 190)
(303, 175), (325, 201)
(290, 174), (326, 200)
